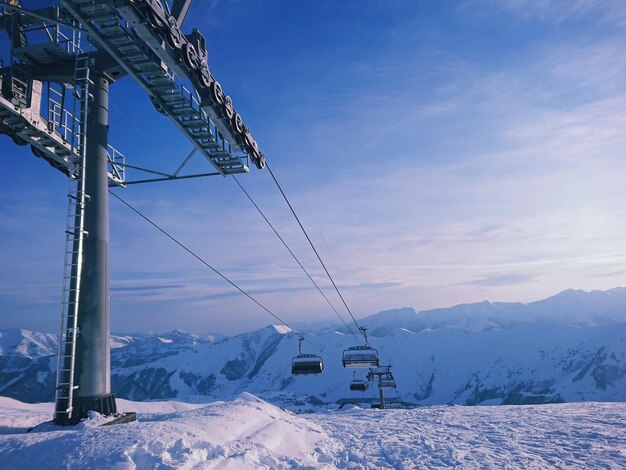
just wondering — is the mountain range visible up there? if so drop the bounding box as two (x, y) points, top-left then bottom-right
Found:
(1, 288), (625, 408)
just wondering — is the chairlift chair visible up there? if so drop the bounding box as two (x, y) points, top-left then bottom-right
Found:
(349, 372), (369, 392)
(379, 371), (397, 389)
(291, 336), (323, 375)
(379, 378), (397, 389)
(342, 327), (379, 368)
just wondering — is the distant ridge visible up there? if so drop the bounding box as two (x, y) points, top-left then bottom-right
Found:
(1, 287), (625, 407)
(361, 287), (626, 337)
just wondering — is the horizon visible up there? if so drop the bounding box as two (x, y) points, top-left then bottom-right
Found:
(3, 285), (623, 337)
(2, 1), (626, 335)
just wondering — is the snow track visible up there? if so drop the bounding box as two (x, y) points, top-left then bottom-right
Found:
(310, 402), (626, 468)
(0, 396), (624, 469)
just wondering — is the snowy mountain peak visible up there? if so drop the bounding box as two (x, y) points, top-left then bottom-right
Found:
(158, 329), (201, 344)
(357, 287), (626, 334)
(528, 287), (626, 326)
(270, 324), (293, 335)
(0, 329), (57, 359)
(545, 288), (591, 301)
(2, 287), (626, 408)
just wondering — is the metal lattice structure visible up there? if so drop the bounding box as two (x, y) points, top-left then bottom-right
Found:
(0, 0), (265, 424)
(0, 6), (125, 184)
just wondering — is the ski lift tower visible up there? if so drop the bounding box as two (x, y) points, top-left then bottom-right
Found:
(0, 0), (265, 425)
(368, 364), (397, 409)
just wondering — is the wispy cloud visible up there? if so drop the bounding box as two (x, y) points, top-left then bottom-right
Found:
(483, 0), (626, 26)
(467, 273), (538, 287)
(271, 29), (626, 312)
(3, 2), (626, 334)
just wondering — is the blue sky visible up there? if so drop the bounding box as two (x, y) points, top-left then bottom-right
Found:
(2, 0), (626, 335)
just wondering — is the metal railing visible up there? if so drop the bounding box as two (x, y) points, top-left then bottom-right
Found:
(48, 83), (78, 147)
(107, 144), (125, 184)
(16, 21), (82, 55)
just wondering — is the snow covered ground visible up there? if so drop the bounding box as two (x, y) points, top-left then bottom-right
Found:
(315, 403), (626, 468)
(1, 395), (624, 469)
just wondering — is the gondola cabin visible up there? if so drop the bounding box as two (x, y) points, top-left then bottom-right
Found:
(342, 346), (380, 368)
(291, 354), (324, 375)
(349, 379), (369, 392)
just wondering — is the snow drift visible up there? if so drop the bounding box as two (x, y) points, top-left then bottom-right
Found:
(0, 396), (624, 468)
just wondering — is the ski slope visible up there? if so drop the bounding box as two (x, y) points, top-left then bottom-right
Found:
(1, 395), (624, 469)
(314, 403), (626, 468)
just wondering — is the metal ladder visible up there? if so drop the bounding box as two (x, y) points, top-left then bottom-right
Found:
(54, 52), (91, 424)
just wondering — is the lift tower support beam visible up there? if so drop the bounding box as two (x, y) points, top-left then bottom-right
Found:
(72, 71), (116, 420)
(54, 69), (116, 424)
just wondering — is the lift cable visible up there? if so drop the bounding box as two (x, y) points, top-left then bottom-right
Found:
(232, 175), (358, 338)
(265, 162), (365, 340)
(109, 190), (321, 350)
(194, 1), (368, 343)
(299, 194), (369, 319)
(107, 96), (342, 333)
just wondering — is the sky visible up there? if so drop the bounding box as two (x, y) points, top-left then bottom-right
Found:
(1, 0), (626, 335)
